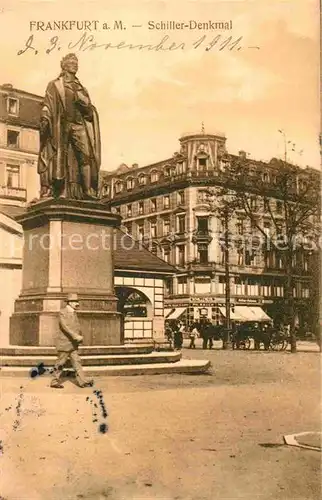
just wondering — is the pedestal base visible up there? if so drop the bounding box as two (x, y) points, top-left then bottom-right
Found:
(9, 198), (122, 346)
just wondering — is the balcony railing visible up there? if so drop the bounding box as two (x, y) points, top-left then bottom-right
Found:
(0, 185), (27, 200)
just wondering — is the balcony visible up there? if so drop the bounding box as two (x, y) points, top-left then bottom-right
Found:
(192, 230), (212, 244)
(0, 185), (27, 201)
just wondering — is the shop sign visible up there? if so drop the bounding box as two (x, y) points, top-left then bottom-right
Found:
(236, 298), (263, 304)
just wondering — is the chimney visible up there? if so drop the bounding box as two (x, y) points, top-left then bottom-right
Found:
(238, 150), (247, 160)
(132, 163), (139, 169)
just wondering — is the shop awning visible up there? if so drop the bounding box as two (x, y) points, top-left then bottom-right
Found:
(164, 308), (173, 318)
(248, 307), (272, 322)
(167, 307), (186, 320)
(219, 306), (246, 321)
(219, 306), (272, 322)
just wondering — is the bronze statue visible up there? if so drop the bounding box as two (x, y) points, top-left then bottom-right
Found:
(38, 53), (101, 199)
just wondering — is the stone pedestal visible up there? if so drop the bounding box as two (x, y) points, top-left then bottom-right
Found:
(10, 198), (122, 346)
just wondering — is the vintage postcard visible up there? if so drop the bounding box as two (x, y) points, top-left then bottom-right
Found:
(0, 0), (320, 499)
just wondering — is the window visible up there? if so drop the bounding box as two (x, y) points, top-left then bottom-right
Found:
(126, 177), (134, 190)
(101, 184), (110, 197)
(276, 201), (283, 214)
(126, 204), (132, 217)
(151, 243), (158, 255)
(7, 130), (20, 148)
(194, 276), (211, 294)
(234, 277), (246, 296)
(138, 174), (146, 186)
(177, 276), (187, 294)
(247, 278), (260, 296)
(164, 166), (171, 177)
(177, 162), (185, 175)
(177, 190), (185, 205)
(198, 244), (208, 264)
(7, 98), (19, 116)
(197, 190), (208, 203)
(6, 164), (20, 188)
(245, 250), (255, 266)
(237, 248), (244, 266)
(236, 218), (243, 235)
(263, 220), (271, 236)
(151, 198), (157, 212)
(274, 280), (284, 297)
(163, 247), (170, 263)
(151, 170), (159, 183)
(218, 276), (226, 294)
(138, 201), (144, 215)
(263, 199), (270, 211)
(177, 245), (185, 267)
(250, 197), (257, 211)
(124, 223), (132, 235)
(115, 206), (121, 214)
(177, 214), (186, 233)
(197, 216), (208, 233)
(262, 279), (271, 297)
(150, 220), (157, 238)
(198, 157), (207, 171)
(114, 182), (123, 194)
(163, 195), (170, 209)
(163, 219), (170, 236)
(262, 172), (269, 183)
(137, 222), (144, 240)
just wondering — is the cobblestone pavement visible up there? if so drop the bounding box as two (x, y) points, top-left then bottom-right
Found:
(0, 349), (320, 500)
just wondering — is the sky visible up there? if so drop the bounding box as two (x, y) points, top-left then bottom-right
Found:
(0, 0), (320, 171)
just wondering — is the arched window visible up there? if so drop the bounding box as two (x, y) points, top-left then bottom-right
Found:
(126, 177), (135, 190)
(150, 170), (159, 183)
(138, 174), (147, 186)
(114, 181), (123, 194)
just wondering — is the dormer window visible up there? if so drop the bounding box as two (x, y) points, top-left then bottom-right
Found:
(151, 170), (159, 183)
(138, 174), (146, 186)
(7, 97), (19, 116)
(101, 184), (110, 197)
(114, 181), (123, 194)
(126, 177), (134, 190)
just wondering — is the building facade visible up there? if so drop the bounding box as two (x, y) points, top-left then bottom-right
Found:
(0, 83), (42, 207)
(100, 131), (319, 331)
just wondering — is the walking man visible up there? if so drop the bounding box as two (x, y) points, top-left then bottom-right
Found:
(51, 293), (94, 389)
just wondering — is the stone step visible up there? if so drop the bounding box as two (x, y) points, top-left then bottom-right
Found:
(0, 359), (211, 377)
(0, 351), (181, 367)
(0, 344), (154, 357)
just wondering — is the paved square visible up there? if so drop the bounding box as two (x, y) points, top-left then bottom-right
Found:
(1, 347), (320, 499)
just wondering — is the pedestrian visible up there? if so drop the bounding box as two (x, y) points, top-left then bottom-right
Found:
(50, 293), (94, 389)
(174, 321), (184, 350)
(189, 324), (199, 349)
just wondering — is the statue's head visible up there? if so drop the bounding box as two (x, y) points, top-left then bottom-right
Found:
(60, 53), (78, 74)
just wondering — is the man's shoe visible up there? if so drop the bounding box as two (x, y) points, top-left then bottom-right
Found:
(78, 379), (94, 388)
(50, 382), (64, 389)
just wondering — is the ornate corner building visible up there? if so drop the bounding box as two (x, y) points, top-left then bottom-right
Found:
(100, 131), (320, 332)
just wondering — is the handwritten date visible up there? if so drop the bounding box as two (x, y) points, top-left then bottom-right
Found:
(17, 33), (259, 56)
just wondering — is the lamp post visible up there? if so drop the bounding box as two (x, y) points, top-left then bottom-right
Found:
(223, 205), (232, 349)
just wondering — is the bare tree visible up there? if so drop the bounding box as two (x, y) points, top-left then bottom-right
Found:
(209, 156), (320, 353)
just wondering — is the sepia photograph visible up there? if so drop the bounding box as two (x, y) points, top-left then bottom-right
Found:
(0, 0), (320, 499)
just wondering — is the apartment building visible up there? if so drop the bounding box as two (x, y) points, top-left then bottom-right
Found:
(100, 131), (319, 330)
(0, 83), (42, 207)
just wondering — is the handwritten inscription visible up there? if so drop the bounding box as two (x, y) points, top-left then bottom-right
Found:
(17, 33), (259, 56)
